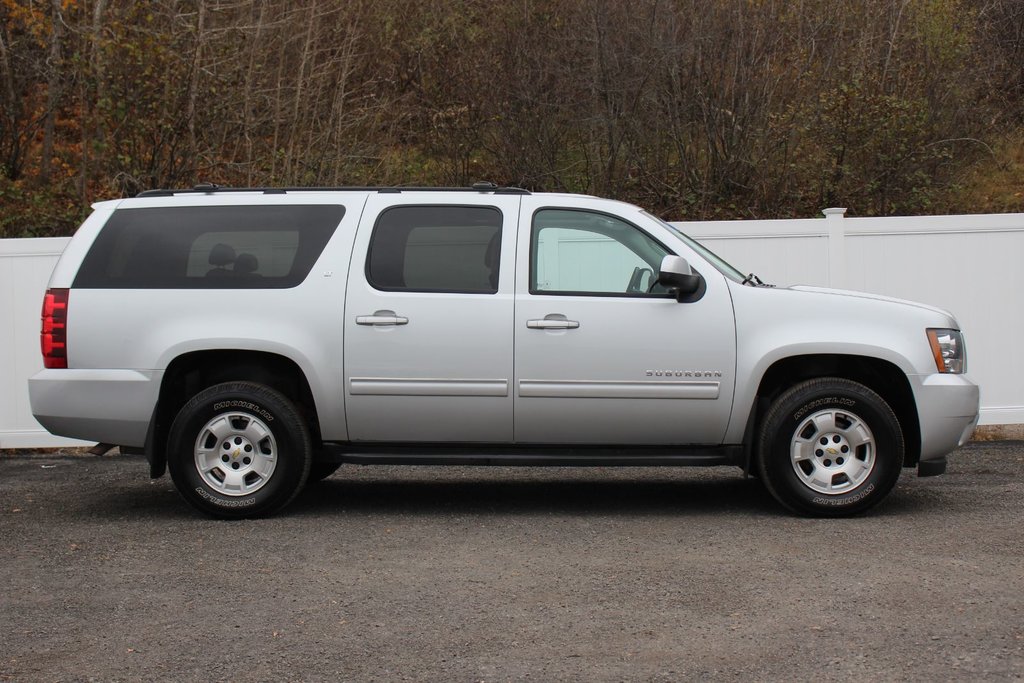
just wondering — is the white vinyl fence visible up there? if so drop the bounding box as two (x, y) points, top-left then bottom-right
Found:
(2, 209), (1022, 448)
(1, 237), (87, 447)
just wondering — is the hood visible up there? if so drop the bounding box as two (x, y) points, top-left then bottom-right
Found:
(787, 285), (955, 319)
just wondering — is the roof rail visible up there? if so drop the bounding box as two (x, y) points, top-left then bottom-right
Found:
(135, 183), (531, 198)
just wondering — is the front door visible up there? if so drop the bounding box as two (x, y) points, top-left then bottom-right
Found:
(513, 197), (736, 445)
(344, 194), (520, 442)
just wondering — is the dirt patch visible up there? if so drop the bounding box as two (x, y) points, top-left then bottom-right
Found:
(971, 424), (1024, 441)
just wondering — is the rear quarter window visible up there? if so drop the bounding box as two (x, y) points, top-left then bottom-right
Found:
(73, 205), (344, 289)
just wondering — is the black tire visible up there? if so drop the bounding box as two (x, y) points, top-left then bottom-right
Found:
(167, 382), (311, 518)
(757, 378), (904, 517)
(307, 461), (342, 484)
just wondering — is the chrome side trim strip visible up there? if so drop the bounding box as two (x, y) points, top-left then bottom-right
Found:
(350, 378), (510, 397)
(518, 379), (720, 400)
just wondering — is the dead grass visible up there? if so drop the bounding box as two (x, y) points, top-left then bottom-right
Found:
(0, 447), (111, 458)
(949, 130), (1024, 214)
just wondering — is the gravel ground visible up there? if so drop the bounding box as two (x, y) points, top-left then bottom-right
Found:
(1, 442), (1022, 682)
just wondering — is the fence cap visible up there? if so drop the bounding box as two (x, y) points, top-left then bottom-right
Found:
(822, 207), (848, 217)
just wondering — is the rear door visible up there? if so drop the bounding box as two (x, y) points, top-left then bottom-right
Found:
(344, 193), (520, 442)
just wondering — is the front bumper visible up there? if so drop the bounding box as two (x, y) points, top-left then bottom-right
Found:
(29, 368), (162, 447)
(910, 372), (980, 475)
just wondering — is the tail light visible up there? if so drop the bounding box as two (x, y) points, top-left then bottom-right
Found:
(41, 288), (69, 369)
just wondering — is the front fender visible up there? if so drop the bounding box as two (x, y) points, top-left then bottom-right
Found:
(724, 282), (954, 443)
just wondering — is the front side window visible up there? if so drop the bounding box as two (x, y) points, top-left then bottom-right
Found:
(531, 209), (671, 296)
(366, 205), (502, 293)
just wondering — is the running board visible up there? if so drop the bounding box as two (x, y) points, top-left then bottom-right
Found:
(318, 442), (742, 468)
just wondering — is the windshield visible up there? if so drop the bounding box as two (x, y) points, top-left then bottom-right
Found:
(644, 212), (746, 282)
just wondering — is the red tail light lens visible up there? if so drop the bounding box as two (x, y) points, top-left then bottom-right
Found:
(41, 288), (69, 369)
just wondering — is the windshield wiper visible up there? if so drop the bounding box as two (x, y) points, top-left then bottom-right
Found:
(741, 273), (775, 288)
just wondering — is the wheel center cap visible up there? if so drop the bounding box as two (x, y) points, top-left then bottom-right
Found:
(814, 433), (851, 467)
(221, 435), (255, 467)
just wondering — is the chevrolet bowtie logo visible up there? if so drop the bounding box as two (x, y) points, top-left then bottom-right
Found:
(826, 447), (838, 455)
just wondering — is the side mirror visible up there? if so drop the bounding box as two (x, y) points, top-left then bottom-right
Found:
(658, 255), (703, 302)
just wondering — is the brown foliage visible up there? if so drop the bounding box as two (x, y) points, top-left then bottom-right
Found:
(1, 0), (1023, 236)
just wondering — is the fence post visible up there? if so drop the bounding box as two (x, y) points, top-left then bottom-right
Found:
(823, 207), (847, 289)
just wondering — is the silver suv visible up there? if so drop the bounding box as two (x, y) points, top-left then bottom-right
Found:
(29, 184), (979, 518)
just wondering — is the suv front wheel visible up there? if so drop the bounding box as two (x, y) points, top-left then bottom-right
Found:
(167, 382), (312, 518)
(757, 378), (904, 516)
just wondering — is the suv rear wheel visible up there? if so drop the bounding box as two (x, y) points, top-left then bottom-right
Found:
(167, 382), (311, 518)
(758, 378), (904, 516)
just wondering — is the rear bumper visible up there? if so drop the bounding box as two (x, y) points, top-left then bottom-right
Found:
(910, 372), (980, 473)
(28, 369), (161, 448)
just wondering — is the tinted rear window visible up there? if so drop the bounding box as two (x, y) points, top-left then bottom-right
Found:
(73, 205), (344, 289)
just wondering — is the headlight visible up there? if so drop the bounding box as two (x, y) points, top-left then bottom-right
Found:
(926, 328), (966, 374)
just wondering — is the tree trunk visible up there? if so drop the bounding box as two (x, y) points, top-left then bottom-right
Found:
(187, 0), (208, 181)
(80, 0), (108, 204)
(40, 0), (64, 184)
(0, 24), (21, 178)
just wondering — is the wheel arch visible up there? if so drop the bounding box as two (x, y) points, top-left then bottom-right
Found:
(746, 354), (921, 470)
(146, 350), (321, 478)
